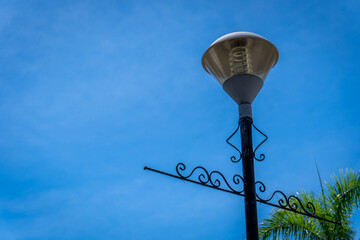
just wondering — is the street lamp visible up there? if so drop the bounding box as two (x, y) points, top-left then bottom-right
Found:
(202, 32), (278, 107)
(201, 32), (279, 239)
(144, 31), (339, 240)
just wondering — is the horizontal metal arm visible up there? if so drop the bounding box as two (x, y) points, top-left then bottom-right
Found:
(145, 165), (244, 196)
(144, 165), (340, 226)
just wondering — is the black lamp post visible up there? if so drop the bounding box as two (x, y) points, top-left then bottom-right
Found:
(144, 32), (340, 239)
(201, 32), (279, 240)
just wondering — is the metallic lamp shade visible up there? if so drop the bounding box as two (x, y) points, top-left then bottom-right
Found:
(202, 32), (279, 104)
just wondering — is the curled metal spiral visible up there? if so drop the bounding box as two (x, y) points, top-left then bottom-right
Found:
(252, 123), (268, 161)
(255, 181), (316, 215)
(226, 122), (242, 163)
(176, 163), (245, 194)
(144, 165), (340, 225)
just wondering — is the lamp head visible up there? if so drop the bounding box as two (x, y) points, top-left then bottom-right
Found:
(202, 32), (279, 105)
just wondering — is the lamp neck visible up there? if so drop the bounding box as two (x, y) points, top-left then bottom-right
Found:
(238, 103), (252, 119)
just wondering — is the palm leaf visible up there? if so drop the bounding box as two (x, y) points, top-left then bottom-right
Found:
(259, 169), (360, 240)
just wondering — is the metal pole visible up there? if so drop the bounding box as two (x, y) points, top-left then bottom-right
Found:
(239, 110), (259, 239)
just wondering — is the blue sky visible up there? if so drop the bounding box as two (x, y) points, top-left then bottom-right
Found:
(0, 0), (360, 239)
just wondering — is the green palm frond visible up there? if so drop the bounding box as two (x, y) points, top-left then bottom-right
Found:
(325, 169), (360, 239)
(259, 169), (360, 240)
(326, 169), (360, 219)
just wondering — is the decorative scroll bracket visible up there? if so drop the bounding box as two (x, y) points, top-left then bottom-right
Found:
(144, 122), (340, 226)
(226, 122), (268, 162)
(144, 163), (340, 225)
(226, 122), (242, 162)
(252, 123), (268, 161)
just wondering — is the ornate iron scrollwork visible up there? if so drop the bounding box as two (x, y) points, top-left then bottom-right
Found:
(252, 123), (268, 161)
(255, 181), (316, 215)
(144, 119), (340, 226)
(176, 163), (245, 194)
(227, 121), (268, 162)
(226, 122), (242, 163)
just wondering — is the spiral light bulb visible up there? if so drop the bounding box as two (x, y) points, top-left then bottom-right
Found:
(229, 46), (252, 75)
